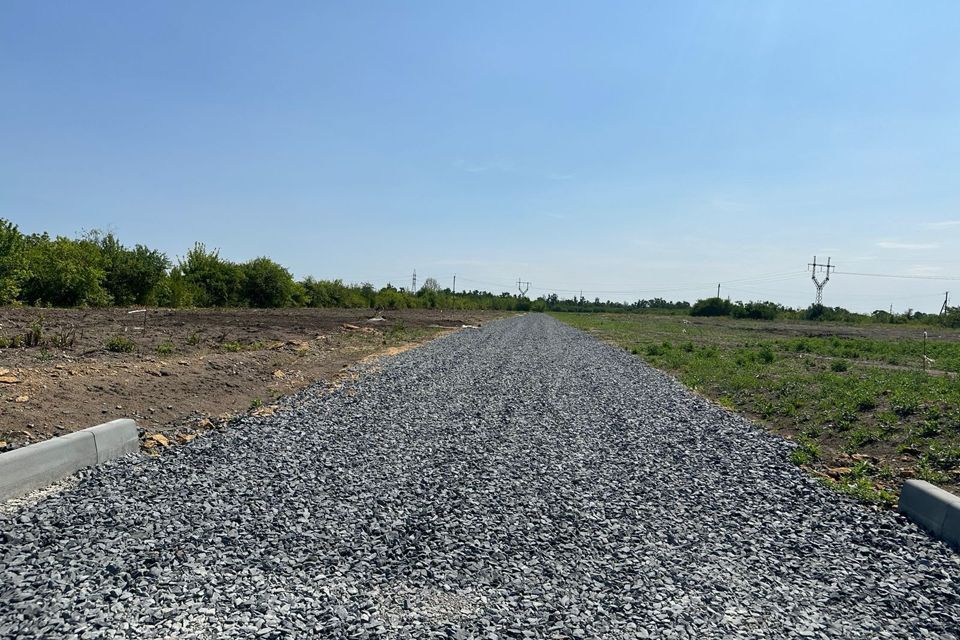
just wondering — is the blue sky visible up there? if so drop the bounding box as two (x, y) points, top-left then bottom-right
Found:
(3, 1), (959, 311)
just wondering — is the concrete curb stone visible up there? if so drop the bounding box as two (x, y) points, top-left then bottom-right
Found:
(0, 419), (138, 501)
(899, 479), (960, 549)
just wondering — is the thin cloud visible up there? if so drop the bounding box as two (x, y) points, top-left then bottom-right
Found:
(924, 220), (960, 229)
(876, 241), (940, 250)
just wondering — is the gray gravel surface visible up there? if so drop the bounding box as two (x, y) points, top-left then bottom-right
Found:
(2, 314), (959, 639)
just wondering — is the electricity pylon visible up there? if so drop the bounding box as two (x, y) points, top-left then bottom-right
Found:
(808, 256), (835, 305)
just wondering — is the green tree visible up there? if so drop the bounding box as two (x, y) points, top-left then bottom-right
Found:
(240, 257), (299, 308)
(731, 300), (781, 320)
(375, 285), (408, 309)
(690, 297), (734, 317)
(177, 243), (243, 306)
(0, 219), (26, 304)
(93, 232), (169, 305)
(20, 234), (110, 306)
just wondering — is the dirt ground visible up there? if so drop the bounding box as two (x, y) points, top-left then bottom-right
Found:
(0, 307), (498, 451)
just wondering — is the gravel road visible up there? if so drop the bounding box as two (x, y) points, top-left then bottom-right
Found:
(2, 314), (959, 639)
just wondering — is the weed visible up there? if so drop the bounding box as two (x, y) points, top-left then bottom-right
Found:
(917, 420), (941, 438)
(831, 359), (849, 372)
(106, 335), (137, 353)
(187, 332), (202, 346)
(916, 457), (950, 483)
(222, 340), (265, 353)
(25, 315), (44, 347)
(249, 398), (264, 410)
(156, 342), (175, 355)
(924, 442), (960, 469)
(823, 475), (895, 507)
(758, 346), (775, 364)
(891, 388), (920, 416)
(845, 427), (881, 452)
(793, 338), (812, 353)
(789, 437), (821, 466)
(50, 325), (77, 349)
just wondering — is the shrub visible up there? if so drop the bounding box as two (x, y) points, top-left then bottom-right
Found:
(240, 257), (299, 308)
(156, 342), (175, 355)
(20, 234), (110, 306)
(177, 243), (243, 307)
(690, 297), (734, 317)
(106, 335), (137, 353)
(831, 359), (849, 372)
(732, 301), (781, 320)
(93, 231), (169, 305)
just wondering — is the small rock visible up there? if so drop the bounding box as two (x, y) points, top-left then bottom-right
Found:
(144, 433), (170, 448)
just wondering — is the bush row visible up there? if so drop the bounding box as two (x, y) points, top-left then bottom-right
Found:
(0, 220), (535, 310)
(3, 219), (958, 323)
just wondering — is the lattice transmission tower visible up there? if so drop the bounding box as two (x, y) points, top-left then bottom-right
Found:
(808, 256), (835, 305)
(517, 278), (530, 297)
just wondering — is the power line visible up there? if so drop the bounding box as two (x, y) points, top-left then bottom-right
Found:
(725, 284), (946, 301)
(526, 271), (809, 297)
(835, 270), (960, 281)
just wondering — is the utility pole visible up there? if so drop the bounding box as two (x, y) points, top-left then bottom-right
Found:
(452, 274), (456, 296)
(517, 278), (530, 297)
(412, 269), (417, 292)
(717, 283), (721, 299)
(808, 256), (835, 305)
(940, 291), (950, 316)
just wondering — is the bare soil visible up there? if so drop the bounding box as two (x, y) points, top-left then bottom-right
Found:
(0, 307), (499, 451)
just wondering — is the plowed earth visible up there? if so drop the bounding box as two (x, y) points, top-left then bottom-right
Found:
(0, 307), (497, 450)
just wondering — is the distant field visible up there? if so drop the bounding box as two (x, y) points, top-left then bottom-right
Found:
(553, 312), (960, 506)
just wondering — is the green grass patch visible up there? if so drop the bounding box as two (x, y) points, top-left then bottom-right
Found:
(552, 311), (960, 504)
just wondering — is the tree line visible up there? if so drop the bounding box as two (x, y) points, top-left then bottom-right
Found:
(1, 219), (958, 324)
(0, 220), (539, 311)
